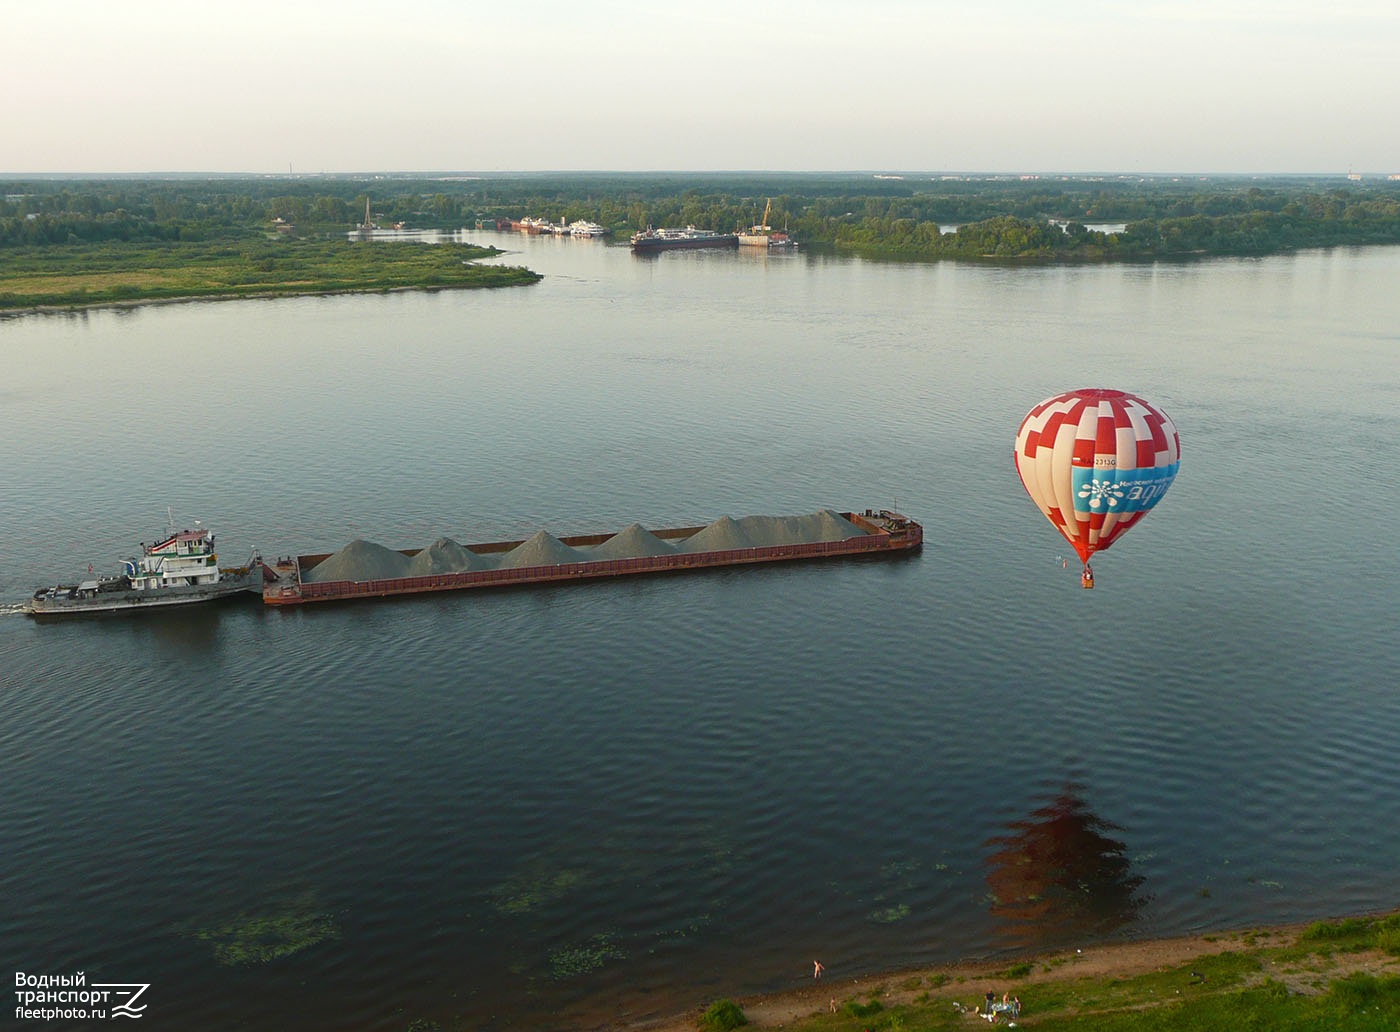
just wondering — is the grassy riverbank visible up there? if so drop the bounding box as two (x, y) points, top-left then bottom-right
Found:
(0, 238), (539, 312)
(625, 912), (1400, 1032)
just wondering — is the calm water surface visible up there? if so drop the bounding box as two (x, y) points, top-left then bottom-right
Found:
(2, 235), (1399, 1030)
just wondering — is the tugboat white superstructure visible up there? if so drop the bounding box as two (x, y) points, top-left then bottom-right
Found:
(28, 519), (261, 616)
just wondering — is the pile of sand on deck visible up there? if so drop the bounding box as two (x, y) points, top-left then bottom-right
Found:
(406, 537), (497, 575)
(586, 523), (678, 560)
(305, 536), (496, 583)
(495, 530), (588, 569)
(674, 510), (863, 553)
(303, 539), (413, 583)
(302, 511), (865, 582)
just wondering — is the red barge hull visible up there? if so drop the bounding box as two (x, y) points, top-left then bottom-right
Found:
(263, 510), (920, 606)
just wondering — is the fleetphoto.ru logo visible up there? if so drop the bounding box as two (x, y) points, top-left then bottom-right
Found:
(14, 971), (150, 1021)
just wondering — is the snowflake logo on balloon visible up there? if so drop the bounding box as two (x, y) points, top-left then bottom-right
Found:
(1079, 478), (1124, 509)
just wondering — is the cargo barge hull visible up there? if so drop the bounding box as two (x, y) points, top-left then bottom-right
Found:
(264, 510), (920, 606)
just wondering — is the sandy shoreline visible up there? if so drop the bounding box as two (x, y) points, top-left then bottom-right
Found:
(606, 915), (1399, 1032)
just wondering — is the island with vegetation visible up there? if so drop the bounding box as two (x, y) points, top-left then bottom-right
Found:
(0, 181), (543, 312)
(3, 172), (1399, 311)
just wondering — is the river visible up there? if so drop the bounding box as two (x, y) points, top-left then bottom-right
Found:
(2, 234), (1398, 1030)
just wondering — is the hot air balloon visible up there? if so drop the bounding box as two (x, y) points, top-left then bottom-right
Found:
(1014, 388), (1180, 588)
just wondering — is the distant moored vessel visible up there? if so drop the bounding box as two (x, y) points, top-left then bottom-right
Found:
(737, 199), (799, 249)
(630, 226), (739, 252)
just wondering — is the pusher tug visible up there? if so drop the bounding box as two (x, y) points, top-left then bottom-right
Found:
(28, 516), (261, 616)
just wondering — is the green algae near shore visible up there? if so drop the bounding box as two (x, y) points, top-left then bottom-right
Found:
(549, 932), (627, 980)
(191, 892), (340, 966)
(489, 864), (586, 916)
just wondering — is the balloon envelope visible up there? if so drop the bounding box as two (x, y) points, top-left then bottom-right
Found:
(1014, 388), (1180, 565)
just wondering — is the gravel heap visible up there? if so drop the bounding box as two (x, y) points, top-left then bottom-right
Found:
(675, 510), (864, 552)
(303, 539), (413, 583)
(495, 530), (588, 569)
(406, 537), (497, 575)
(302, 511), (866, 582)
(586, 523), (678, 560)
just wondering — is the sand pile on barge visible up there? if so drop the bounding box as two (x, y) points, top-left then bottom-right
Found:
(304, 540), (413, 582)
(300, 511), (870, 582)
(587, 523), (677, 560)
(407, 537), (496, 575)
(495, 530), (588, 569)
(675, 510), (864, 552)
(675, 515), (751, 552)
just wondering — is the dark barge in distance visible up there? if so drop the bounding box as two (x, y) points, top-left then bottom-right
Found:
(630, 226), (739, 252)
(262, 509), (921, 607)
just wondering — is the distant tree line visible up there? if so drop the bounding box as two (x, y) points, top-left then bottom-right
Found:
(3, 174), (1399, 260)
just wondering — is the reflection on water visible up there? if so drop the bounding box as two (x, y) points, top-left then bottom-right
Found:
(344, 228), (479, 244)
(984, 785), (1149, 949)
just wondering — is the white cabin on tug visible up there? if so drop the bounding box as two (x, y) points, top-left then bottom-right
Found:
(125, 525), (223, 590)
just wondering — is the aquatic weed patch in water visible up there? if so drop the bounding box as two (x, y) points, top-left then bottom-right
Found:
(548, 932), (626, 979)
(488, 865), (585, 915)
(868, 902), (912, 924)
(192, 893), (340, 966)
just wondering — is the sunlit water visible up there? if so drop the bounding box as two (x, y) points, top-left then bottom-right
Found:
(2, 235), (1399, 1030)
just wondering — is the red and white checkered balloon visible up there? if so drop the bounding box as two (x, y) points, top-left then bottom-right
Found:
(1014, 388), (1181, 569)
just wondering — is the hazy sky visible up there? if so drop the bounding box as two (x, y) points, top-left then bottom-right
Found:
(9, 0), (1398, 175)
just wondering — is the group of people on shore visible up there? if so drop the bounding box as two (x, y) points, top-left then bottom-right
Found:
(815, 959), (1022, 1024)
(982, 990), (1021, 1023)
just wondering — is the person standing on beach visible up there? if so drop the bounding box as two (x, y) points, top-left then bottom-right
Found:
(814, 960), (825, 979)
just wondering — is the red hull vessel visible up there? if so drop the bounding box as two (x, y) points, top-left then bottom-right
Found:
(263, 510), (921, 606)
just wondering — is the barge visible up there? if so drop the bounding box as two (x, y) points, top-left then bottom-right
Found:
(630, 227), (739, 253)
(737, 199), (798, 249)
(263, 509), (921, 607)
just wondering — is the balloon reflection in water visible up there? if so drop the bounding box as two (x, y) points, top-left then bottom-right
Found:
(983, 785), (1150, 948)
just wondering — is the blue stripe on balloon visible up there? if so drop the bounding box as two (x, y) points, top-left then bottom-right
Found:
(1072, 462), (1179, 516)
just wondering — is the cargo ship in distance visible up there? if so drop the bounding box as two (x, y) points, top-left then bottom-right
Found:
(28, 520), (262, 616)
(630, 226), (739, 253)
(263, 509), (921, 607)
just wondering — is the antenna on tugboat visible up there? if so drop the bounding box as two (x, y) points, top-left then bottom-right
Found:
(167, 506), (176, 532)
